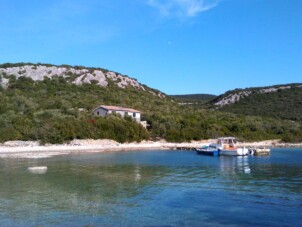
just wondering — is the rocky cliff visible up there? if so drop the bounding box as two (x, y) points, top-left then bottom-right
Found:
(0, 64), (165, 98)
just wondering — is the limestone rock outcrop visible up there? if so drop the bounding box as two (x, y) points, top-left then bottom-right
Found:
(213, 85), (302, 107)
(0, 65), (148, 92)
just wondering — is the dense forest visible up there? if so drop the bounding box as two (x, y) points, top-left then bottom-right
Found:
(0, 63), (302, 144)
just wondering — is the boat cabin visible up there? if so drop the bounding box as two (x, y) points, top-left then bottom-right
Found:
(217, 137), (238, 149)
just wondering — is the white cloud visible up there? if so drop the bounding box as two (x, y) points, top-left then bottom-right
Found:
(147, 0), (220, 18)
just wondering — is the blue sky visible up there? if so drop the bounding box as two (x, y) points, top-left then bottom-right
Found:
(1, 0), (301, 95)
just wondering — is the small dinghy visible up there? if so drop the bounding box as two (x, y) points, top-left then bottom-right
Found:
(28, 166), (48, 174)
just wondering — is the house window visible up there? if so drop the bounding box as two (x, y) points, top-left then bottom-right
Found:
(133, 113), (136, 117)
(97, 111), (99, 116)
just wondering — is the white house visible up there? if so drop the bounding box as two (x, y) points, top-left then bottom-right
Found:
(93, 105), (141, 122)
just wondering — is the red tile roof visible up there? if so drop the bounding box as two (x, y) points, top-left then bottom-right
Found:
(95, 105), (141, 113)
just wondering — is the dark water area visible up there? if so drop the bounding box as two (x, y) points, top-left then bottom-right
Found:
(0, 148), (302, 226)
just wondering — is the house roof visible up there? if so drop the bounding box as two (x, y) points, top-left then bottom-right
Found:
(94, 105), (141, 113)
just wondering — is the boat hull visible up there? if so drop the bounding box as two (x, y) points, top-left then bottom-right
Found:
(219, 148), (249, 156)
(196, 149), (219, 156)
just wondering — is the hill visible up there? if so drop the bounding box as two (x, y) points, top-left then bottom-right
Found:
(170, 94), (217, 104)
(0, 63), (301, 143)
(211, 84), (302, 121)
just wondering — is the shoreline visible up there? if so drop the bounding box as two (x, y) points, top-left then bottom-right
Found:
(0, 139), (199, 159)
(0, 139), (301, 159)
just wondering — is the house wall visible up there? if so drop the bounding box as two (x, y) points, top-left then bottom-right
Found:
(114, 110), (126, 117)
(127, 112), (141, 122)
(134, 112), (141, 122)
(93, 108), (108, 117)
(93, 107), (141, 122)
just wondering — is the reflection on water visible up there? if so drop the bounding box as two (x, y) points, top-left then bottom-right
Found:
(134, 165), (141, 182)
(220, 156), (251, 175)
(0, 149), (302, 226)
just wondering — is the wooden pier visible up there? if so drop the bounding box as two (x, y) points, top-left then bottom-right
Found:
(255, 148), (270, 156)
(174, 147), (197, 151)
(249, 148), (271, 156)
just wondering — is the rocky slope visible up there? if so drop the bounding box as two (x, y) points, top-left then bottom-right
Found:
(0, 63), (165, 98)
(212, 84), (302, 107)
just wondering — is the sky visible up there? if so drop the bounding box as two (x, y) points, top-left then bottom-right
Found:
(1, 0), (302, 95)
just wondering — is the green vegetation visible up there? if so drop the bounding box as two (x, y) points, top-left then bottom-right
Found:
(170, 94), (217, 104)
(0, 74), (150, 144)
(0, 63), (302, 144)
(214, 85), (302, 121)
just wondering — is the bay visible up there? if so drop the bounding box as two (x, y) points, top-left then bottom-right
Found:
(0, 148), (301, 226)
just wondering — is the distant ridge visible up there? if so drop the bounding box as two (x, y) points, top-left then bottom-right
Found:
(170, 94), (217, 103)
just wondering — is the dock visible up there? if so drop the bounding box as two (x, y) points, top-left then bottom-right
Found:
(255, 148), (271, 156)
(174, 147), (197, 151)
(249, 148), (271, 156)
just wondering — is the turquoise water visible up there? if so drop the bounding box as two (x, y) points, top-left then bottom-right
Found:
(0, 148), (302, 226)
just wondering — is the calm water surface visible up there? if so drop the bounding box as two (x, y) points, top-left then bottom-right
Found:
(0, 148), (302, 226)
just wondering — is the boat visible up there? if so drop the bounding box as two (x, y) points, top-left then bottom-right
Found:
(196, 144), (220, 156)
(216, 137), (249, 156)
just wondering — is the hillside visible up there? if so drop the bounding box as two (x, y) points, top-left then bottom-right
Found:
(211, 84), (302, 121)
(170, 94), (217, 104)
(0, 63), (302, 143)
(0, 63), (164, 97)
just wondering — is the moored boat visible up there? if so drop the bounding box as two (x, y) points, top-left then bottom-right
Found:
(216, 137), (249, 156)
(196, 144), (219, 156)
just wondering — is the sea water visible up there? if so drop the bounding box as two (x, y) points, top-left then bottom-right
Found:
(0, 148), (301, 226)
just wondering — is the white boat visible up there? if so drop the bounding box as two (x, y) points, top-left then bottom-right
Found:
(216, 137), (249, 156)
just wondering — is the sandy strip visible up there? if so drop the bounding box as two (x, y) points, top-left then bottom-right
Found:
(0, 139), (301, 159)
(0, 140), (204, 159)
